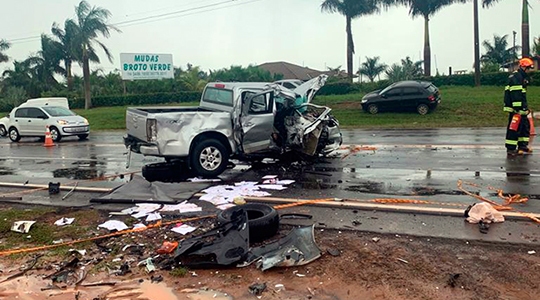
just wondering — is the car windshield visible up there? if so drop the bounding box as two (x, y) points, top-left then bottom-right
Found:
(379, 83), (397, 95)
(203, 87), (234, 106)
(42, 106), (76, 117)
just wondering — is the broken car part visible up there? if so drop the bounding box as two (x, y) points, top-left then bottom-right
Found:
(217, 203), (279, 243)
(241, 225), (322, 271)
(174, 209), (249, 268)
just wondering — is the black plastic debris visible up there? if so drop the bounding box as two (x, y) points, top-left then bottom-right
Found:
(174, 209), (249, 268)
(48, 182), (60, 195)
(150, 275), (164, 283)
(478, 221), (490, 234)
(447, 273), (461, 288)
(248, 283), (267, 296)
(327, 248), (340, 257)
(116, 262), (131, 276)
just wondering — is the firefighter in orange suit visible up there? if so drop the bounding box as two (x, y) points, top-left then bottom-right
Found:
(505, 58), (534, 155)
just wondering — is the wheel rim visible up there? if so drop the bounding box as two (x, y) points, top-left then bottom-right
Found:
(368, 105), (378, 114)
(9, 129), (18, 140)
(199, 146), (222, 171)
(418, 105), (428, 115)
(0, 127), (5, 136)
(50, 128), (59, 141)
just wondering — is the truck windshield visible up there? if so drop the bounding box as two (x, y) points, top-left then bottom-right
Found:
(42, 106), (76, 117)
(203, 87), (233, 106)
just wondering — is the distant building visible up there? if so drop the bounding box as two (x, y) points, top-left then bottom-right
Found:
(258, 61), (325, 80)
(502, 56), (540, 72)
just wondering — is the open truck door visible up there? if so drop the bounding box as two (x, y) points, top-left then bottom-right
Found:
(240, 91), (275, 154)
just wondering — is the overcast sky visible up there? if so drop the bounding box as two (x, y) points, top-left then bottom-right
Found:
(0, 0), (534, 77)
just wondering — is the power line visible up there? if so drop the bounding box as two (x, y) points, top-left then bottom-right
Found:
(6, 0), (260, 45)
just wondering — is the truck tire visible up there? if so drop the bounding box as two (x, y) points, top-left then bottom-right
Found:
(142, 162), (189, 182)
(217, 203), (279, 243)
(190, 139), (229, 178)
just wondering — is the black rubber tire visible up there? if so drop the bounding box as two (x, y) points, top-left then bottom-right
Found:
(50, 126), (62, 142)
(417, 104), (430, 115)
(190, 139), (229, 178)
(367, 104), (379, 114)
(0, 125), (6, 137)
(8, 127), (20, 142)
(217, 203), (279, 243)
(142, 161), (190, 182)
(78, 134), (89, 140)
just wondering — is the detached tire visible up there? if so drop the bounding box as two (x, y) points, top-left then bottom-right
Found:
(218, 203), (279, 243)
(190, 139), (229, 178)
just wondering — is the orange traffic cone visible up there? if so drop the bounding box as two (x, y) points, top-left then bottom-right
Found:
(529, 111), (536, 136)
(44, 126), (55, 147)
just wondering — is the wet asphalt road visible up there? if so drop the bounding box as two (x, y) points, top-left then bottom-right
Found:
(1, 128), (540, 244)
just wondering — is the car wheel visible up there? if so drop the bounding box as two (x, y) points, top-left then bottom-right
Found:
(417, 104), (430, 115)
(49, 126), (62, 142)
(217, 203), (279, 243)
(78, 134), (89, 140)
(367, 104), (379, 114)
(8, 127), (20, 142)
(190, 139), (229, 178)
(0, 125), (6, 137)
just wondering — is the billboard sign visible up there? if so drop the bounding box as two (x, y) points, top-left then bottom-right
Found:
(120, 53), (174, 80)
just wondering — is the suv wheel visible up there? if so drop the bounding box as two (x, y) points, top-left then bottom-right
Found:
(8, 127), (20, 142)
(367, 104), (379, 114)
(417, 104), (429, 115)
(190, 139), (229, 178)
(50, 126), (62, 142)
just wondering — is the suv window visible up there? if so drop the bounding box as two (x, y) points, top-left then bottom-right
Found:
(403, 87), (422, 96)
(244, 92), (273, 114)
(282, 82), (297, 89)
(27, 108), (47, 118)
(14, 108), (29, 118)
(203, 87), (234, 106)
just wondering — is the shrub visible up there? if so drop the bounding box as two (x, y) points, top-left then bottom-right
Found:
(68, 92), (202, 109)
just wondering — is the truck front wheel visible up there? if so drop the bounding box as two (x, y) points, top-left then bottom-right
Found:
(191, 139), (229, 178)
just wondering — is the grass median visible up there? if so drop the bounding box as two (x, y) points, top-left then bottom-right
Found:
(74, 86), (540, 130)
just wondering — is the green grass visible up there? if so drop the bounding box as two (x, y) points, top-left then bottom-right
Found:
(72, 86), (540, 130)
(313, 86), (540, 129)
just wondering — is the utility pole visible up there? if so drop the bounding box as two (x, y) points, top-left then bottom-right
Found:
(473, 0), (481, 87)
(513, 30), (517, 58)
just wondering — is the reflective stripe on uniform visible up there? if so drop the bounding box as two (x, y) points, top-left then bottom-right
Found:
(518, 137), (530, 142)
(505, 85), (510, 90)
(503, 107), (514, 112)
(519, 110), (529, 115)
(512, 102), (522, 107)
(505, 139), (518, 145)
(509, 86), (524, 91)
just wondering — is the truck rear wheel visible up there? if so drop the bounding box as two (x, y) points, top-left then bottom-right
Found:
(191, 139), (229, 178)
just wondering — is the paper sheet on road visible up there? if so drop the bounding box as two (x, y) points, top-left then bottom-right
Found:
(98, 220), (129, 231)
(145, 212), (162, 222)
(171, 224), (197, 235)
(160, 201), (202, 213)
(54, 217), (75, 226)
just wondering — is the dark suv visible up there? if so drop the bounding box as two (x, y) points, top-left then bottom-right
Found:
(361, 81), (441, 115)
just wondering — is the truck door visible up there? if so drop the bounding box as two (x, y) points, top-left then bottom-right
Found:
(240, 91), (275, 154)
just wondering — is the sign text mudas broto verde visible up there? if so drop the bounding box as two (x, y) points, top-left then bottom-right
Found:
(120, 53), (174, 80)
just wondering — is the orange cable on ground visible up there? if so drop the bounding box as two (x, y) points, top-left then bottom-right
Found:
(341, 145), (378, 160)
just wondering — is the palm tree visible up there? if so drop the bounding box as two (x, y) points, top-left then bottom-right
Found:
(71, 0), (119, 109)
(385, 56), (423, 82)
(357, 56), (387, 82)
(481, 34), (520, 68)
(532, 36), (540, 56)
(482, 0), (534, 57)
(387, 0), (468, 76)
(321, 0), (380, 81)
(0, 39), (10, 64)
(51, 20), (80, 91)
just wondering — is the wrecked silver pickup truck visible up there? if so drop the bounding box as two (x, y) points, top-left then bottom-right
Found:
(124, 75), (342, 178)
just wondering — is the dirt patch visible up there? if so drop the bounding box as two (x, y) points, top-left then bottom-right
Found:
(0, 206), (539, 300)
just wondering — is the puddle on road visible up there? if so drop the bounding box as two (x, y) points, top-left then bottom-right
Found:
(53, 167), (103, 180)
(0, 167), (14, 175)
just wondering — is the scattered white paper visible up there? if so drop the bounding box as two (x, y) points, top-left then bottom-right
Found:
(262, 175), (278, 179)
(54, 217), (75, 226)
(132, 211), (150, 219)
(98, 220), (128, 231)
(11, 221), (36, 233)
(171, 224), (197, 235)
(257, 184), (287, 190)
(120, 207), (139, 215)
(188, 177), (222, 183)
(217, 204), (236, 210)
(276, 180), (295, 185)
(133, 223), (147, 230)
(69, 249), (87, 256)
(146, 212), (162, 222)
(160, 201), (202, 213)
(528, 250), (536, 255)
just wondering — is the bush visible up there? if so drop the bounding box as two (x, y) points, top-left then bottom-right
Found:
(67, 92), (202, 109)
